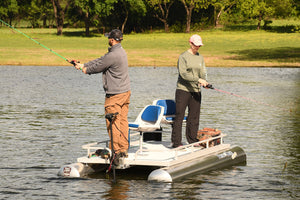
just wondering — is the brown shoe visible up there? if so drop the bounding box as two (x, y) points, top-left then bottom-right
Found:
(119, 150), (128, 158)
(113, 153), (121, 166)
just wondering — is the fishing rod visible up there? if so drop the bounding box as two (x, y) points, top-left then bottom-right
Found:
(0, 19), (75, 66)
(206, 84), (291, 112)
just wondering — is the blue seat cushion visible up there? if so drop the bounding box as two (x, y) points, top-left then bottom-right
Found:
(141, 105), (161, 123)
(129, 123), (139, 128)
(166, 116), (187, 121)
(156, 100), (176, 115)
(166, 117), (175, 121)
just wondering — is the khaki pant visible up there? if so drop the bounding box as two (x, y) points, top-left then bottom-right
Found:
(105, 91), (131, 154)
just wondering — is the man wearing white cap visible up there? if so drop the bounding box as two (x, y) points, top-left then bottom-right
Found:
(171, 34), (209, 148)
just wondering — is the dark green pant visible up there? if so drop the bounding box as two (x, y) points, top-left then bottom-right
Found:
(171, 89), (202, 147)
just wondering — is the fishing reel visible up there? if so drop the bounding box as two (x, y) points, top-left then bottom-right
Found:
(105, 112), (119, 122)
(69, 60), (80, 66)
(205, 84), (214, 89)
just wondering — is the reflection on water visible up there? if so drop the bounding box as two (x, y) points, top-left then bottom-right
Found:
(0, 66), (299, 199)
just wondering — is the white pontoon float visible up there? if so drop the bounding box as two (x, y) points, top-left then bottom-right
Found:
(58, 100), (246, 182)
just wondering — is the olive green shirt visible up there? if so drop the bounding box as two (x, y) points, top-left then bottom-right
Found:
(176, 50), (207, 92)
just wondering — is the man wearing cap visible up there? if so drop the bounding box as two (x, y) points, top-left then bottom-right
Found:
(171, 34), (209, 148)
(73, 29), (131, 159)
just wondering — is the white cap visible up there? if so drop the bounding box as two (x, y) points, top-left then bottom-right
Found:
(189, 34), (203, 46)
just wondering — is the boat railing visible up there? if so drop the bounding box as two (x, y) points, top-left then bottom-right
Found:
(82, 140), (110, 156)
(173, 133), (226, 160)
(81, 133), (226, 161)
(133, 133), (226, 160)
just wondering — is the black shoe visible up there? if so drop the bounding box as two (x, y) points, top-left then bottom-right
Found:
(95, 149), (110, 159)
(172, 144), (183, 148)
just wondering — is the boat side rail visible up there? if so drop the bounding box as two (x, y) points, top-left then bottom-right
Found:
(81, 133), (226, 160)
(134, 133), (227, 160)
(173, 133), (226, 159)
(82, 140), (110, 156)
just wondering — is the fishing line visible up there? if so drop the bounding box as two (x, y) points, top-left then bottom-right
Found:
(206, 84), (291, 112)
(0, 19), (73, 65)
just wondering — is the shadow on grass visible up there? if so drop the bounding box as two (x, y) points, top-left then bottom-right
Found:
(264, 25), (300, 33)
(223, 25), (300, 33)
(222, 25), (258, 32)
(227, 47), (300, 63)
(61, 29), (104, 37)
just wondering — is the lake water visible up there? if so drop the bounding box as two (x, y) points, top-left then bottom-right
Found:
(0, 66), (299, 199)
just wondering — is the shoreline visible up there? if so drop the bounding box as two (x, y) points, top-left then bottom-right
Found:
(1, 58), (299, 68)
(1, 64), (299, 68)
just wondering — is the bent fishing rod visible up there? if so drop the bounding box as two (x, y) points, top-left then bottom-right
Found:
(205, 84), (291, 112)
(0, 19), (76, 66)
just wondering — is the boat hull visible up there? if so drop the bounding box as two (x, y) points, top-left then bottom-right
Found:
(57, 163), (108, 178)
(58, 145), (246, 182)
(148, 146), (246, 182)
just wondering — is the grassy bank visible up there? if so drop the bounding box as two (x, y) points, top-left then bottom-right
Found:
(0, 26), (299, 67)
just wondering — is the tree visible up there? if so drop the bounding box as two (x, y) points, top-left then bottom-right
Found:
(213, 0), (237, 27)
(0, 0), (19, 25)
(51, 0), (71, 35)
(146, 0), (174, 33)
(27, 0), (54, 27)
(295, 0), (300, 16)
(72, 0), (117, 36)
(238, 0), (274, 30)
(272, 0), (296, 18)
(117, 0), (146, 33)
(180, 0), (212, 33)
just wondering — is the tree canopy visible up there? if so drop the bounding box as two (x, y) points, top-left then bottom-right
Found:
(0, 0), (299, 35)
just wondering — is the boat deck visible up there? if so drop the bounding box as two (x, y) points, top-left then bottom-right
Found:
(77, 133), (231, 168)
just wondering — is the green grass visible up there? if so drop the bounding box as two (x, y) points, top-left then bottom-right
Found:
(0, 25), (299, 67)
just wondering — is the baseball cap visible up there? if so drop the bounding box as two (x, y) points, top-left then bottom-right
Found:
(189, 34), (203, 46)
(106, 29), (123, 41)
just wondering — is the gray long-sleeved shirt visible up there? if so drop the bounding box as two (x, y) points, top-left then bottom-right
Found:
(84, 43), (130, 94)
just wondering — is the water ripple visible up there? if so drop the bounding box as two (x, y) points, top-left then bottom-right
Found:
(0, 66), (299, 200)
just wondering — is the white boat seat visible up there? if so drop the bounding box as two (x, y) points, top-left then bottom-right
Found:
(128, 105), (164, 152)
(129, 105), (164, 132)
(152, 99), (187, 124)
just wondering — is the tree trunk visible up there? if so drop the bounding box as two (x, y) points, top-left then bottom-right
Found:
(164, 21), (169, 33)
(215, 9), (222, 27)
(215, 4), (235, 28)
(84, 9), (90, 36)
(181, 0), (194, 33)
(185, 7), (193, 33)
(152, 2), (173, 33)
(51, 0), (68, 36)
(257, 14), (262, 30)
(42, 15), (47, 28)
(121, 14), (128, 33)
(121, 7), (128, 33)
